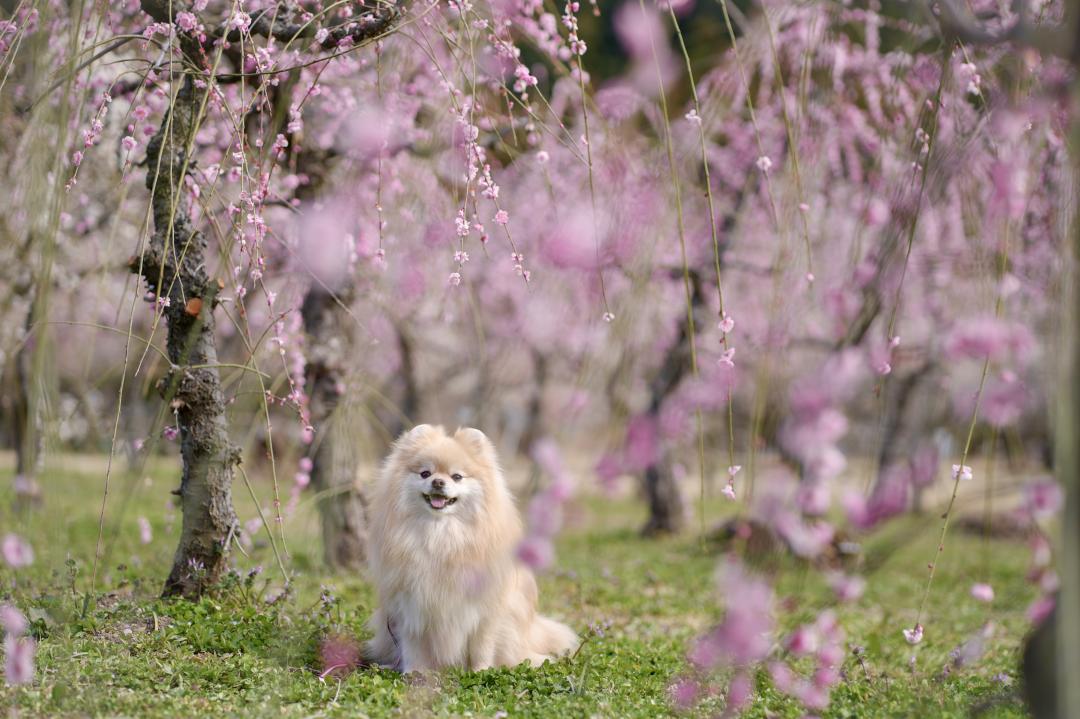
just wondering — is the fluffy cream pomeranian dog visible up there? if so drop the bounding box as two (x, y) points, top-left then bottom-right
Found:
(365, 424), (578, 672)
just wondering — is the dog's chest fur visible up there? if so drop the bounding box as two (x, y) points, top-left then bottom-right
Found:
(380, 518), (506, 638)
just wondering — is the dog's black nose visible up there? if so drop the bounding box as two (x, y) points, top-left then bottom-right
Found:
(431, 477), (445, 490)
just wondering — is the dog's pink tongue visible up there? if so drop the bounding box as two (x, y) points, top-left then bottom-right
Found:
(429, 496), (448, 509)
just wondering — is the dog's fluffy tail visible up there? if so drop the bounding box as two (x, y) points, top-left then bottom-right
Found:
(530, 615), (579, 658)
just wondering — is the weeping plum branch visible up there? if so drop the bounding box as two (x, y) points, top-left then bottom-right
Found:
(132, 0), (406, 596)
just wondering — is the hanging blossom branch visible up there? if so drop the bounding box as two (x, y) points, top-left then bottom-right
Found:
(907, 3), (1079, 712)
(664, 5), (739, 501)
(638, 0), (708, 540)
(130, 0), (404, 597)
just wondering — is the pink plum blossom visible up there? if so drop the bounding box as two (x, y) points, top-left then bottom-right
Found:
(516, 535), (554, 571)
(944, 318), (1035, 363)
(952, 464), (973, 482)
(668, 677), (701, 709)
(826, 572), (866, 602)
(1024, 480), (1063, 521)
(1, 534), (33, 567)
(0, 606), (27, 636)
(4, 635), (35, 685)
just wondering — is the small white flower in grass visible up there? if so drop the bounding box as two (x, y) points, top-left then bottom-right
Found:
(719, 313), (734, 334)
(903, 623), (923, 645)
(722, 483), (736, 500)
(602, 312), (615, 323)
(755, 155), (772, 173)
(728, 465), (742, 477)
(138, 517), (153, 545)
(719, 348), (735, 367)
(889, 335), (901, 349)
(685, 109), (702, 125)
(971, 583), (995, 603)
(448, 272), (462, 287)
(952, 464), (973, 481)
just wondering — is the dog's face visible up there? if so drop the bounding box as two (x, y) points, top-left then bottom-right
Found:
(386, 425), (501, 522)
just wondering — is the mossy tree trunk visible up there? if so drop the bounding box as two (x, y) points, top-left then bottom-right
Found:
(138, 55), (240, 597)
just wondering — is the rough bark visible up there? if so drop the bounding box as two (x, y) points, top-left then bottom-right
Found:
(135, 24), (239, 596)
(302, 287), (368, 570)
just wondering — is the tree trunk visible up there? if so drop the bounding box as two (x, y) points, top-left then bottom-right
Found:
(138, 61), (240, 598)
(1023, 17), (1080, 713)
(133, 0), (406, 593)
(638, 271), (703, 536)
(1048, 59), (1080, 718)
(383, 325), (420, 441)
(13, 307), (38, 482)
(517, 352), (547, 457)
(302, 287), (368, 570)
(873, 363), (942, 512)
(642, 459), (684, 536)
(635, 268), (704, 531)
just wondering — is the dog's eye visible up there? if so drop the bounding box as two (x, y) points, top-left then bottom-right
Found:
(419, 470), (431, 479)
(451, 473), (463, 482)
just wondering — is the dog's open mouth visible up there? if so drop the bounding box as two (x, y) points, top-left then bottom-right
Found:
(423, 493), (458, 510)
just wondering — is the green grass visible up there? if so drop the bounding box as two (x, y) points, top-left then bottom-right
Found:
(0, 459), (1035, 717)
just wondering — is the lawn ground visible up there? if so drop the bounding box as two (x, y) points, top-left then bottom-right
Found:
(0, 455), (1038, 718)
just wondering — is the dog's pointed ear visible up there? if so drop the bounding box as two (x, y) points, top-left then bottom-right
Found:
(454, 427), (496, 462)
(394, 424), (442, 450)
